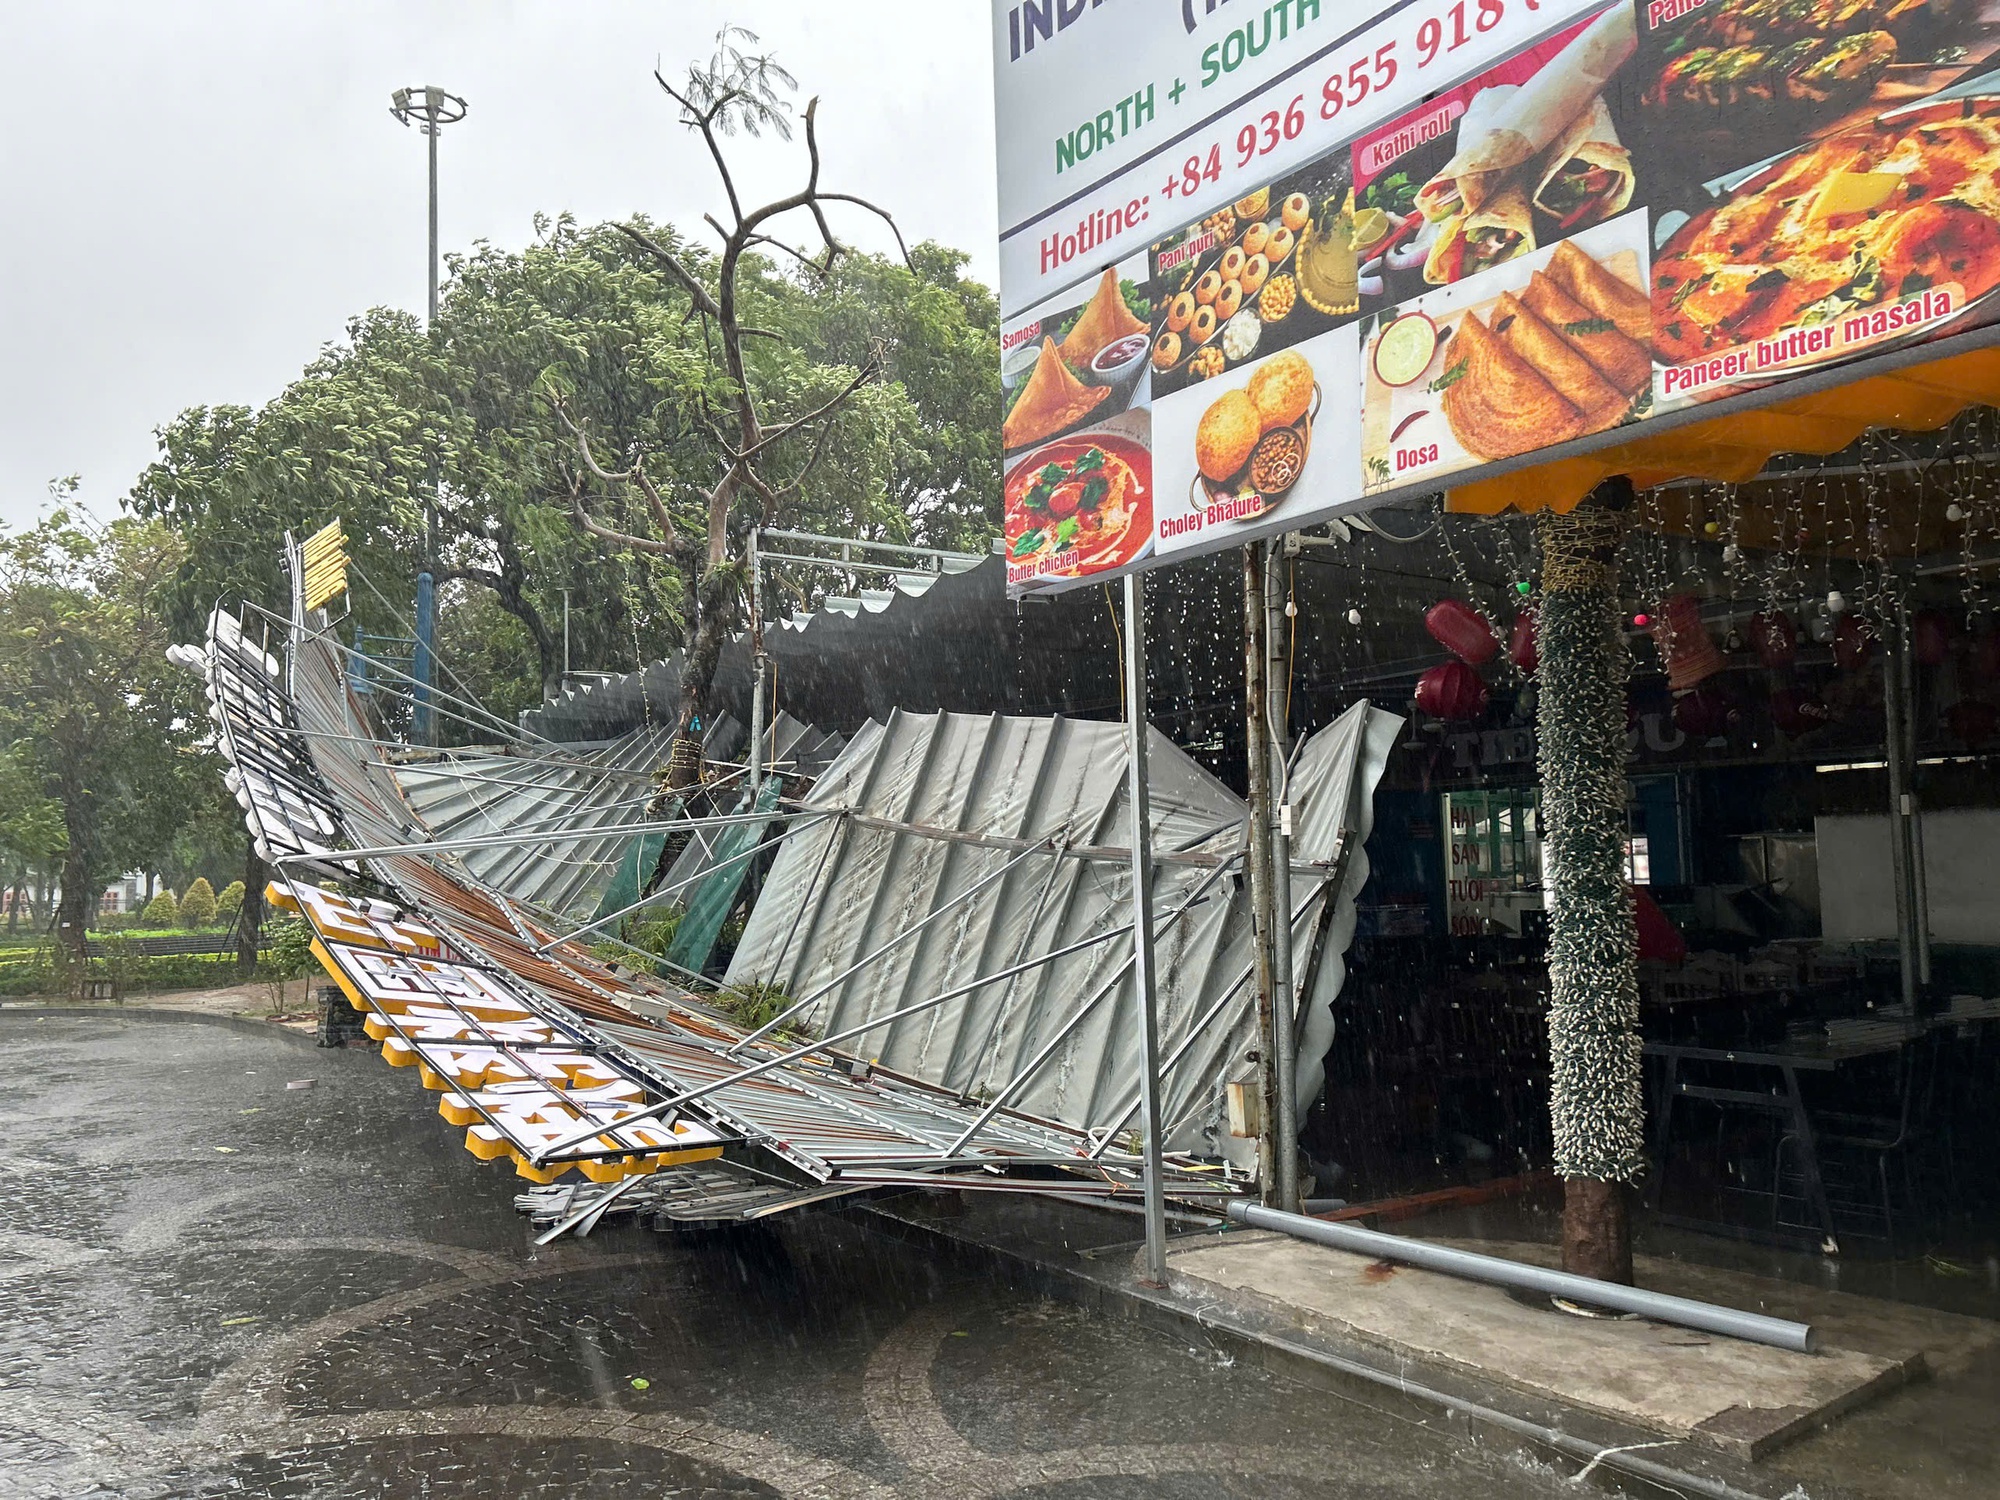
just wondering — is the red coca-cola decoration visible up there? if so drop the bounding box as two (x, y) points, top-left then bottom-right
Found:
(1424, 598), (1500, 665)
(1415, 660), (1490, 722)
(1673, 685), (1738, 738)
(1768, 686), (1834, 737)
(1948, 699), (2000, 747)
(1651, 593), (1724, 692)
(1509, 609), (1538, 675)
(1913, 610), (1955, 667)
(1833, 615), (1873, 672)
(1750, 611), (1798, 669)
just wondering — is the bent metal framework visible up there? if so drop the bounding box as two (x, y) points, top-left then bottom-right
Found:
(184, 543), (1254, 1233)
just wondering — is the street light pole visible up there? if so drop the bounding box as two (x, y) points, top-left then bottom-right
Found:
(389, 85), (467, 747)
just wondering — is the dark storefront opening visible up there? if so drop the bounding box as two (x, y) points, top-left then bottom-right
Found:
(1274, 430), (2000, 1306)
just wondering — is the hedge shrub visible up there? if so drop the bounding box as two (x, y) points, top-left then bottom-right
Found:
(140, 890), (179, 928)
(179, 878), (218, 928)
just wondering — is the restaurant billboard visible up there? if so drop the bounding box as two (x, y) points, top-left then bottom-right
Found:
(991, 0), (2000, 593)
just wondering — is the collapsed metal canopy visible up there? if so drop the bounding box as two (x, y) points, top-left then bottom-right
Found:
(186, 563), (1238, 1218)
(391, 713), (845, 921)
(724, 702), (1401, 1164)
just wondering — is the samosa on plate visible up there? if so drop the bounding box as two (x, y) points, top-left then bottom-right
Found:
(1003, 337), (1110, 451)
(1059, 269), (1150, 370)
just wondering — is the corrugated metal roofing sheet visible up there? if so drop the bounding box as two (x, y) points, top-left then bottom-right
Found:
(190, 590), (1230, 1203)
(723, 703), (1400, 1162)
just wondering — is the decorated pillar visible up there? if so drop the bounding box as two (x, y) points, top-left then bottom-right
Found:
(1536, 476), (1644, 1284)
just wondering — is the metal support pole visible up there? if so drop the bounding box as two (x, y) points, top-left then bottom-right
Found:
(422, 112), (440, 740)
(1124, 570), (1169, 1286)
(1264, 540), (1300, 1213)
(426, 114), (440, 329)
(1242, 547), (1281, 1200)
(1884, 597), (1918, 1010)
(1227, 1202), (1816, 1353)
(562, 589), (571, 684)
(749, 529), (765, 798)
(413, 570), (435, 746)
(1896, 599), (1931, 989)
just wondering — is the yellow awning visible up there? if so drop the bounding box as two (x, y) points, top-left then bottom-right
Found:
(1447, 345), (2000, 518)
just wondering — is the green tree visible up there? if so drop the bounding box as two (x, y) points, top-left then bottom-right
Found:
(0, 503), (191, 961)
(126, 33), (1001, 753)
(0, 745), (65, 938)
(179, 877), (218, 927)
(216, 880), (246, 919)
(141, 890), (180, 929)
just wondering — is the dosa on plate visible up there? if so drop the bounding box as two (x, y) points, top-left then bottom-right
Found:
(1548, 241), (1651, 344)
(1440, 309), (1589, 460)
(1492, 291), (1629, 429)
(1521, 270), (1652, 395)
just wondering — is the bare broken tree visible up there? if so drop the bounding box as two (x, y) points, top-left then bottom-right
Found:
(548, 28), (906, 785)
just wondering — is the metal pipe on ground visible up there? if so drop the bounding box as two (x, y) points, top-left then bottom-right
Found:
(1225, 1201), (1817, 1354)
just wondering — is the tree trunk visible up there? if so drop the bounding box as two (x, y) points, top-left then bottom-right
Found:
(57, 842), (92, 969)
(6, 880), (19, 936)
(1536, 479), (1643, 1285)
(1562, 1178), (1633, 1284)
(237, 839), (267, 975)
(666, 566), (738, 788)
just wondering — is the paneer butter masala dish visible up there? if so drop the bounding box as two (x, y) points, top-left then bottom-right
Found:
(1653, 99), (2000, 365)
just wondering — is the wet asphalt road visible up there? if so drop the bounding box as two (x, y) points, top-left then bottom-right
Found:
(0, 1011), (1580, 1499)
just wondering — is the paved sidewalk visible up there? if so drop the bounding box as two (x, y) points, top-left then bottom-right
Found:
(0, 1008), (1604, 1500)
(2, 980), (320, 1036)
(860, 1189), (1999, 1500)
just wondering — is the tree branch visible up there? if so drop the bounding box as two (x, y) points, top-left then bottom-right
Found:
(547, 396), (684, 552)
(611, 222), (722, 322)
(565, 484), (679, 557)
(737, 356), (879, 465)
(656, 67), (746, 227)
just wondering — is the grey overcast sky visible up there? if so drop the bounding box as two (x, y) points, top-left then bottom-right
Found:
(0, 1), (998, 531)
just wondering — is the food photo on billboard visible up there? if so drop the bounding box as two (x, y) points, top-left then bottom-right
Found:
(1000, 254), (1156, 588)
(1398, 4), (1639, 289)
(1633, 0), (2000, 408)
(1628, 0), (1997, 193)
(1360, 214), (1654, 495)
(1146, 169), (1351, 405)
(1150, 322), (1364, 561)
